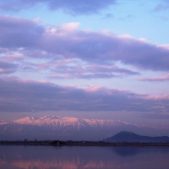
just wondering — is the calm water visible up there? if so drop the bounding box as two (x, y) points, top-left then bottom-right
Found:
(0, 146), (169, 169)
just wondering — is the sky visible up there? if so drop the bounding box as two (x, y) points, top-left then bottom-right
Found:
(0, 0), (169, 136)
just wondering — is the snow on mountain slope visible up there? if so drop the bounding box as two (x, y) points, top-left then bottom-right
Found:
(13, 116), (125, 128)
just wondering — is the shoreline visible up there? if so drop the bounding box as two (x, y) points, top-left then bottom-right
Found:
(1, 141), (169, 147)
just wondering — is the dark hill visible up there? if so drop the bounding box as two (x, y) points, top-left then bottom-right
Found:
(104, 131), (169, 143)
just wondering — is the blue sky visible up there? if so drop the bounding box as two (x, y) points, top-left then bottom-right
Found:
(2, 0), (169, 44)
(0, 0), (169, 135)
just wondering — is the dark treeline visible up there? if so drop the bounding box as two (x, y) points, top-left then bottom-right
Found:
(0, 140), (169, 147)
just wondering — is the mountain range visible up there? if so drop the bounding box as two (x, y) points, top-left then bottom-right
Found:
(0, 116), (168, 141)
(0, 116), (146, 140)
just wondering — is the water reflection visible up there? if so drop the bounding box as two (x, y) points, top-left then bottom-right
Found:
(0, 146), (169, 169)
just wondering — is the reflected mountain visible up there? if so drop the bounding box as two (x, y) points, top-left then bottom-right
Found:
(113, 147), (140, 156)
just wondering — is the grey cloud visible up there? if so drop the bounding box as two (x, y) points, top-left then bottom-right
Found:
(155, 0), (169, 11)
(1, 16), (169, 72)
(38, 29), (169, 71)
(0, 16), (44, 48)
(140, 74), (169, 82)
(44, 60), (139, 79)
(0, 61), (18, 74)
(0, 78), (168, 114)
(0, 0), (116, 14)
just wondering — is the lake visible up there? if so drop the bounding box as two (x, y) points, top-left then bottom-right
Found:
(0, 145), (169, 169)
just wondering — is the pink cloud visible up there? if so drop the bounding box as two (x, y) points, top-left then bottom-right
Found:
(0, 77), (168, 115)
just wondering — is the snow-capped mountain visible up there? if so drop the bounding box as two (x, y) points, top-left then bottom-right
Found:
(0, 116), (154, 141)
(14, 116), (124, 128)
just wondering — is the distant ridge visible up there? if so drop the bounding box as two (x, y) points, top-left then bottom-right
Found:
(104, 131), (169, 143)
(0, 116), (142, 140)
